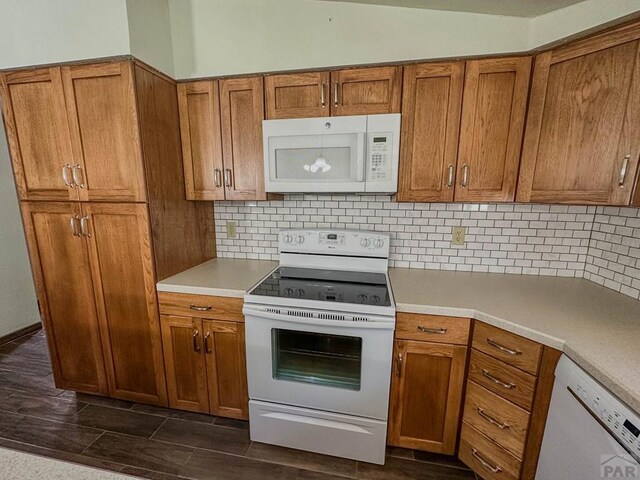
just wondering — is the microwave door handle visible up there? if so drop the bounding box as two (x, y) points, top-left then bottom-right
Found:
(356, 133), (366, 182)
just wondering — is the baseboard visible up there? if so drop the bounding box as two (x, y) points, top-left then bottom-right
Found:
(0, 323), (42, 346)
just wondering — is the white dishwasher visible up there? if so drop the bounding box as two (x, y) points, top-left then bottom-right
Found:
(536, 355), (640, 480)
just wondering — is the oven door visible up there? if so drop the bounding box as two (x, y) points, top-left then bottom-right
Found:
(244, 311), (394, 420)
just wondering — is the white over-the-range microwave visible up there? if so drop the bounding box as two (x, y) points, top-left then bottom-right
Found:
(262, 114), (401, 193)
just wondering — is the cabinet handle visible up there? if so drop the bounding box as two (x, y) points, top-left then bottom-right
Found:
(320, 82), (326, 108)
(214, 168), (222, 188)
(619, 155), (631, 187)
(446, 164), (454, 188)
(395, 351), (403, 376)
(418, 326), (448, 334)
(477, 407), (510, 430)
(71, 164), (85, 189)
(486, 338), (522, 356)
(471, 448), (503, 474)
(69, 216), (81, 237)
(461, 164), (469, 187)
(62, 164), (74, 187)
(482, 369), (516, 389)
(80, 216), (91, 238)
(192, 330), (201, 352)
(204, 331), (212, 353)
(189, 304), (212, 311)
(224, 168), (232, 188)
(334, 82), (339, 107)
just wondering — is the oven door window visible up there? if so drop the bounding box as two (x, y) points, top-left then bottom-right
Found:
(272, 329), (362, 391)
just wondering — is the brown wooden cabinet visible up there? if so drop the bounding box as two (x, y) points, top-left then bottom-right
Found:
(2, 60), (216, 405)
(398, 57), (530, 203)
(517, 23), (640, 205)
(265, 72), (330, 119)
(456, 57), (531, 202)
(159, 293), (248, 419)
(178, 76), (268, 201)
(388, 313), (470, 454)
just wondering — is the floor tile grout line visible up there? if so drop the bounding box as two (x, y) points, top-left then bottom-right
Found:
(79, 430), (107, 456)
(148, 417), (169, 440)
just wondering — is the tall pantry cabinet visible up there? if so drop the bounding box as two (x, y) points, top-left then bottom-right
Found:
(0, 60), (216, 404)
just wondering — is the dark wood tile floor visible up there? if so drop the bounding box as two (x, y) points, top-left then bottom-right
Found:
(0, 328), (475, 479)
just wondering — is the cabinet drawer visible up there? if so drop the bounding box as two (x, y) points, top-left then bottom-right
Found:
(468, 349), (537, 411)
(158, 292), (243, 322)
(472, 322), (542, 375)
(459, 422), (522, 480)
(463, 382), (530, 458)
(395, 313), (471, 345)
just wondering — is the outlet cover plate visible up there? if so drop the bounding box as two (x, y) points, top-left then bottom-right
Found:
(227, 221), (237, 238)
(452, 226), (466, 246)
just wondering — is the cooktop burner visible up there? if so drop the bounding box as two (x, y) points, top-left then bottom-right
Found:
(250, 267), (392, 307)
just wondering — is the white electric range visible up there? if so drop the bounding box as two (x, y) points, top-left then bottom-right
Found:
(243, 229), (395, 465)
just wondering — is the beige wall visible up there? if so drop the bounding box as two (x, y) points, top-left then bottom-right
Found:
(0, 125), (40, 337)
(126, 0), (175, 76)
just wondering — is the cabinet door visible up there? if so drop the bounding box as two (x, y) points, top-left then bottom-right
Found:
(177, 81), (225, 201)
(388, 340), (467, 454)
(20, 202), (107, 394)
(0, 68), (77, 201)
(203, 320), (248, 420)
(81, 202), (167, 405)
(517, 26), (640, 205)
(397, 63), (464, 202)
(61, 62), (147, 202)
(219, 77), (266, 200)
(455, 57), (531, 202)
(160, 315), (209, 413)
(330, 66), (402, 116)
(265, 72), (330, 119)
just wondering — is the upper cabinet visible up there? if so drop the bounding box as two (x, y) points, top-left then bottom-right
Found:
(397, 62), (464, 202)
(178, 76), (268, 201)
(0, 68), (76, 201)
(264, 66), (402, 119)
(330, 66), (403, 116)
(456, 57), (531, 202)
(265, 72), (330, 119)
(1, 63), (147, 202)
(397, 58), (531, 203)
(517, 23), (640, 205)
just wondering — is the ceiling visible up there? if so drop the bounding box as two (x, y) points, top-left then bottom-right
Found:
(315, 0), (588, 17)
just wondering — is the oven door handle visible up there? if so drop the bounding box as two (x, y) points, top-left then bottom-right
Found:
(242, 306), (395, 330)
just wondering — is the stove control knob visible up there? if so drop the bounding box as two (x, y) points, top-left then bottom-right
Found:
(295, 288), (305, 298)
(373, 238), (384, 249)
(360, 238), (371, 248)
(284, 234), (293, 244)
(370, 295), (381, 304)
(357, 294), (368, 303)
(284, 288), (294, 297)
(297, 235), (305, 244)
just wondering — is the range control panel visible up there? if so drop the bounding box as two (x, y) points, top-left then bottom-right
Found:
(279, 229), (390, 258)
(569, 372), (640, 462)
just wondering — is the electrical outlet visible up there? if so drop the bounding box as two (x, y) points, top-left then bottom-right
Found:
(451, 226), (466, 246)
(226, 221), (237, 238)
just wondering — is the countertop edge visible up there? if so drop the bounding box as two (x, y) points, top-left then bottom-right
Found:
(156, 284), (246, 298)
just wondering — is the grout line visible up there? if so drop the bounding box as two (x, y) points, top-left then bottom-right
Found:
(148, 417), (169, 440)
(79, 430), (107, 456)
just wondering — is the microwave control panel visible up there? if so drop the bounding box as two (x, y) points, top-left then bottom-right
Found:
(367, 133), (393, 181)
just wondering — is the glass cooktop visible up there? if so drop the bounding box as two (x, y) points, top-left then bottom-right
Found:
(250, 267), (392, 307)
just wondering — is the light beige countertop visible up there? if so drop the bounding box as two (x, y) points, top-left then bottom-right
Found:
(156, 259), (640, 414)
(157, 258), (277, 297)
(389, 268), (640, 415)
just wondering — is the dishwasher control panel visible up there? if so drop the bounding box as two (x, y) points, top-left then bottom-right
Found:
(568, 371), (640, 462)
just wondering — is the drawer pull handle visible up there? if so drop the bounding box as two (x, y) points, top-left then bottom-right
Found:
(192, 330), (201, 352)
(482, 369), (516, 389)
(189, 304), (212, 311)
(487, 338), (522, 356)
(477, 407), (510, 430)
(471, 448), (503, 474)
(418, 326), (448, 334)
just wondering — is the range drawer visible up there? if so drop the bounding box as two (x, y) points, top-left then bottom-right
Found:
(459, 422), (522, 480)
(395, 313), (471, 345)
(472, 322), (542, 375)
(468, 349), (537, 411)
(158, 292), (244, 322)
(463, 381), (530, 458)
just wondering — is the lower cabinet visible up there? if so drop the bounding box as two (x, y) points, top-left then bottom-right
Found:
(159, 292), (249, 420)
(387, 314), (471, 454)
